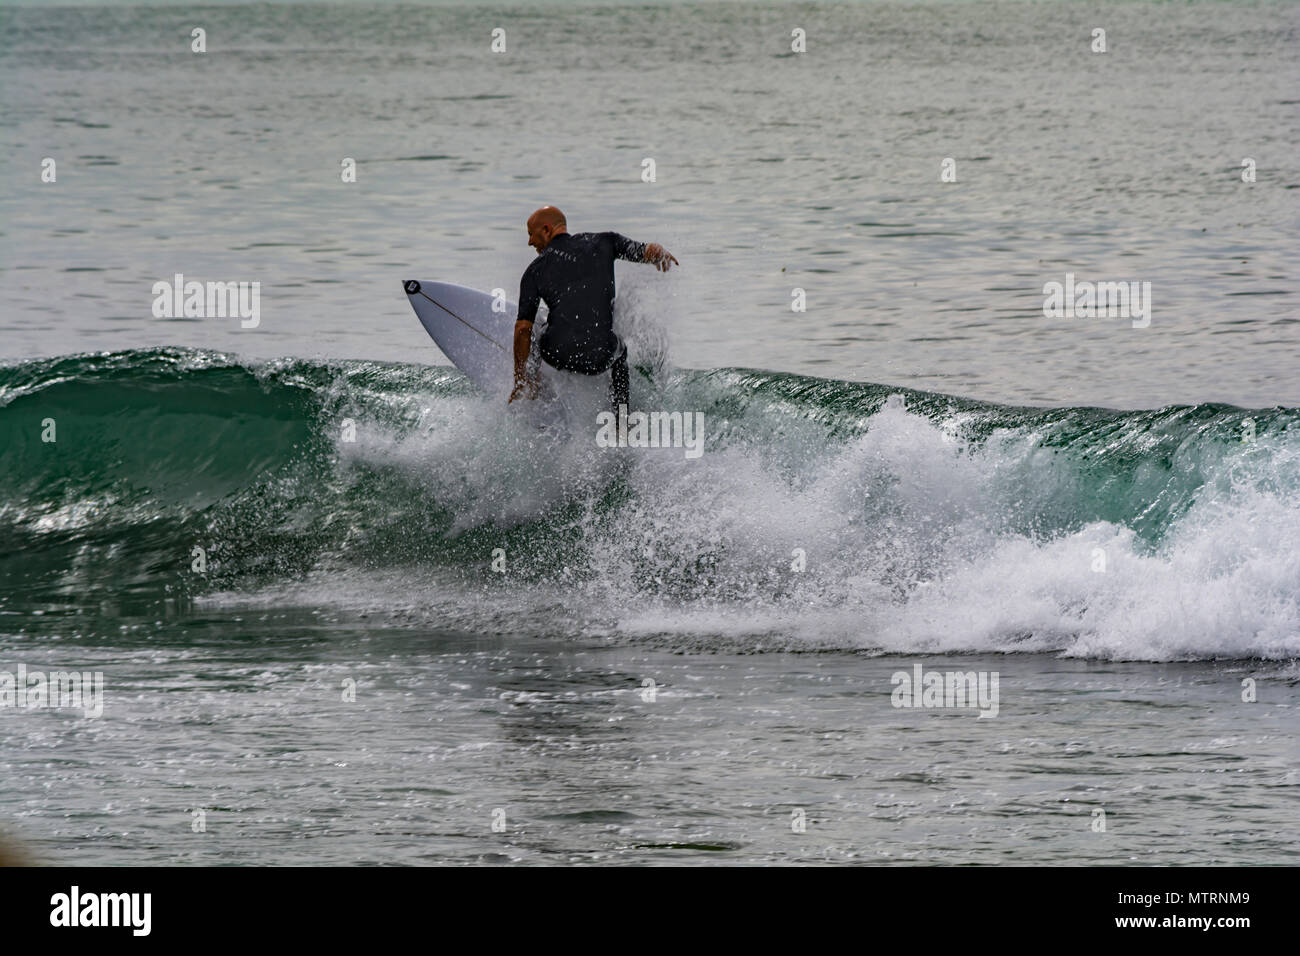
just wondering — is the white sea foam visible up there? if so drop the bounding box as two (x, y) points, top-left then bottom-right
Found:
(240, 385), (1300, 663)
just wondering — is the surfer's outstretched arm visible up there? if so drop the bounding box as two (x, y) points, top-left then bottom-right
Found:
(609, 233), (679, 273)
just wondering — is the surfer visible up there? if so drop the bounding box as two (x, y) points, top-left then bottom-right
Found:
(508, 206), (677, 409)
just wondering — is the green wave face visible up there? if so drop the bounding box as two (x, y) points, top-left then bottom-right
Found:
(1, 348), (1296, 661)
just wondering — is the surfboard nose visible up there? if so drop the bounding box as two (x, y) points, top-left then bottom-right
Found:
(403, 279), (421, 295)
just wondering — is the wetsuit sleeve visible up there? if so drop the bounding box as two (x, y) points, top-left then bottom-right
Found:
(517, 265), (540, 323)
(606, 232), (648, 263)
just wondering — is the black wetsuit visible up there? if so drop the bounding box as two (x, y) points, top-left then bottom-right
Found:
(518, 231), (645, 408)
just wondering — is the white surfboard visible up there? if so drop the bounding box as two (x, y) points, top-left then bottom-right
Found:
(402, 278), (610, 429)
(403, 279), (521, 394)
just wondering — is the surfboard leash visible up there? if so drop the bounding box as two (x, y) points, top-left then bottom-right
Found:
(404, 280), (508, 354)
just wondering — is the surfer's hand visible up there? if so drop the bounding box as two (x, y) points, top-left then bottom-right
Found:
(645, 243), (678, 272)
(508, 379), (538, 403)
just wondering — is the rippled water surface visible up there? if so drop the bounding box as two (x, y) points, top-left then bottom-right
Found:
(1, 1), (1297, 866)
(2, 0), (1297, 406)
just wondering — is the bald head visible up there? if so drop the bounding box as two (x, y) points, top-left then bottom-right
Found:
(527, 206), (568, 254)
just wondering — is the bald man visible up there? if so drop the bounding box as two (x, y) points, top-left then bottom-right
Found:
(509, 206), (677, 410)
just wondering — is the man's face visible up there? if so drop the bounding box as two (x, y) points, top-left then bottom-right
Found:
(527, 217), (556, 254)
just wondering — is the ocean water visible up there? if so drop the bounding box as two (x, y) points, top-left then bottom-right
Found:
(3, 0), (1298, 407)
(1, 1), (1298, 866)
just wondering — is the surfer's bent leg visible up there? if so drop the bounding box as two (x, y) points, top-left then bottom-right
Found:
(609, 344), (629, 411)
